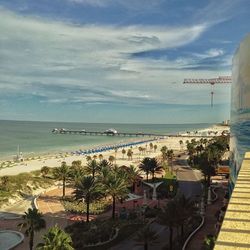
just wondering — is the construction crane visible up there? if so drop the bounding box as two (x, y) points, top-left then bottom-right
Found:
(183, 76), (232, 107)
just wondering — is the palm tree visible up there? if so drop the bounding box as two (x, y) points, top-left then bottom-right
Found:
(127, 149), (133, 160)
(166, 149), (174, 173)
(122, 165), (141, 192)
(139, 157), (151, 182)
(179, 140), (184, 150)
(71, 160), (82, 168)
(93, 155), (97, 160)
(73, 176), (102, 222)
(53, 162), (70, 198)
(68, 166), (85, 186)
(41, 166), (50, 178)
(36, 225), (74, 250)
(134, 224), (159, 250)
(18, 208), (46, 250)
(161, 146), (167, 154)
(149, 158), (162, 181)
(102, 169), (129, 219)
(98, 154), (103, 162)
(158, 199), (181, 250)
(86, 155), (92, 162)
(175, 194), (196, 239)
(149, 142), (154, 152)
(84, 159), (99, 179)
(109, 155), (115, 164)
(153, 144), (157, 152)
(122, 148), (126, 159)
(114, 147), (118, 163)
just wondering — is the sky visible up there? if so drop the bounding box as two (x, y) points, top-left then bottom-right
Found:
(0, 0), (249, 124)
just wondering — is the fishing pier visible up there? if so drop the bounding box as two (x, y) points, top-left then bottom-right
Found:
(51, 128), (217, 138)
(52, 129), (166, 137)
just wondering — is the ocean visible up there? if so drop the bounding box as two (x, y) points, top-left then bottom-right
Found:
(0, 120), (212, 159)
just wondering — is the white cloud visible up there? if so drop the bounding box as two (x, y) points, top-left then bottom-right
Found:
(195, 48), (224, 59)
(0, 8), (231, 108)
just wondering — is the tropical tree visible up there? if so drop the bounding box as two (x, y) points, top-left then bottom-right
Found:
(161, 146), (167, 154)
(98, 154), (103, 162)
(179, 140), (184, 150)
(166, 149), (174, 173)
(175, 194), (196, 239)
(41, 166), (50, 178)
(122, 165), (141, 192)
(149, 143), (154, 152)
(86, 155), (92, 162)
(127, 149), (133, 160)
(93, 155), (97, 160)
(102, 169), (129, 219)
(149, 158), (162, 181)
(139, 157), (151, 182)
(18, 208), (46, 250)
(84, 159), (99, 179)
(71, 160), (82, 168)
(122, 149), (126, 159)
(36, 225), (74, 250)
(68, 166), (85, 186)
(134, 224), (159, 250)
(138, 146), (142, 155)
(99, 159), (112, 169)
(158, 199), (181, 250)
(153, 144), (157, 152)
(114, 147), (118, 163)
(73, 176), (102, 222)
(53, 162), (70, 198)
(108, 155), (115, 164)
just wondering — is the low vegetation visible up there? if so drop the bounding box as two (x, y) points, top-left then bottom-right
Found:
(0, 168), (55, 207)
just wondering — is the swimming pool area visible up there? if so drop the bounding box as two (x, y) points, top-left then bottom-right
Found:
(0, 230), (24, 250)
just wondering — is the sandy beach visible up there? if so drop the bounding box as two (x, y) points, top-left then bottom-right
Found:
(0, 124), (229, 177)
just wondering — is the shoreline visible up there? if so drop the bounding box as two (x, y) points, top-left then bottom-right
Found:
(0, 124), (229, 177)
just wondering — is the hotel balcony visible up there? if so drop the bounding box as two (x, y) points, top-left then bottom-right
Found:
(214, 152), (250, 249)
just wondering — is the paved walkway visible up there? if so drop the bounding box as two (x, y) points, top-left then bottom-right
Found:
(187, 186), (226, 250)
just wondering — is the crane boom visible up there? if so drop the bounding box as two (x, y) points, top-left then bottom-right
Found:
(183, 76), (231, 107)
(183, 76), (232, 84)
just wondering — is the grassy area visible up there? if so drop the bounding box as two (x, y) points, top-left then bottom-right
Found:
(66, 219), (144, 250)
(62, 198), (111, 215)
(0, 169), (55, 207)
(164, 170), (176, 179)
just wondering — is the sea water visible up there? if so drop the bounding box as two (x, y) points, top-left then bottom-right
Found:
(0, 120), (212, 159)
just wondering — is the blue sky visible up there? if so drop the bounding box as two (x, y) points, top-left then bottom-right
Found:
(0, 0), (249, 123)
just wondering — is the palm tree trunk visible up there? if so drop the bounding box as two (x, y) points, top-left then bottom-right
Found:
(181, 224), (184, 240)
(208, 174), (211, 188)
(63, 177), (65, 198)
(112, 196), (116, 219)
(86, 199), (90, 223)
(169, 227), (173, 250)
(146, 173), (149, 182)
(152, 172), (155, 182)
(29, 229), (34, 250)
